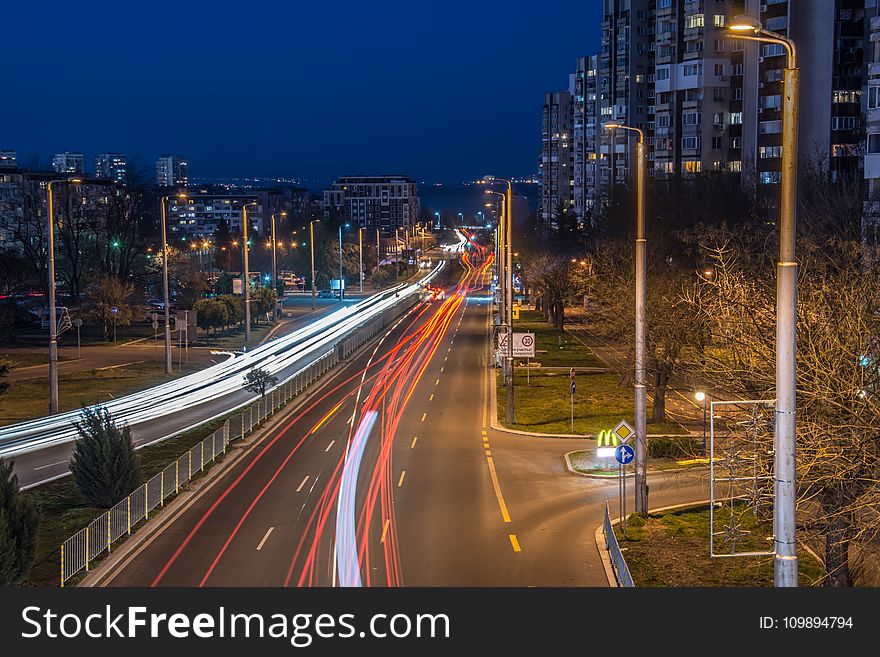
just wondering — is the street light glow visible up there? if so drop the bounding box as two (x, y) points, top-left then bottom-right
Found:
(728, 15), (762, 32)
(695, 391), (706, 402)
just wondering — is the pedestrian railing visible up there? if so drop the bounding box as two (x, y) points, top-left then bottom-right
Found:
(603, 501), (634, 587)
(59, 293), (422, 586)
(60, 347), (337, 586)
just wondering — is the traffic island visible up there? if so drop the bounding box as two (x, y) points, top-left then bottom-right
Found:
(564, 447), (706, 477)
(612, 504), (825, 587)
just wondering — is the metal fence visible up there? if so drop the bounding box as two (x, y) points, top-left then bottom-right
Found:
(603, 501), (634, 587)
(59, 348), (340, 586)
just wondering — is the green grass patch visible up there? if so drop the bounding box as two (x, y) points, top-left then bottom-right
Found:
(614, 505), (825, 586)
(497, 369), (686, 435)
(1, 353), (71, 369)
(191, 322), (275, 349)
(513, 310), (605, 368)
(0, 361), (202, 426)
(21, 417), (230, 587)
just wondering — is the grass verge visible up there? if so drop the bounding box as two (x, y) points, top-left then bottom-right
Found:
(497, 369), (686, 435)
(567, 450), (708, 475)
(614, 505), (825, 586)
(513, 310), (605, 368)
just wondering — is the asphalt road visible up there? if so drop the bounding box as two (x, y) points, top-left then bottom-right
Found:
(96, 246), (707, 587)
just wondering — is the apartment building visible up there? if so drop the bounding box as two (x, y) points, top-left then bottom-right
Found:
(52, 152), (85, 174)
(540, 90), (574, 230)
(156, 155), (189, 187)
(323, 175), (419, 234)
(94, 152), (128, 183)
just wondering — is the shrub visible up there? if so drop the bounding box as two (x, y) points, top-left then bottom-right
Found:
(0, 459), (39, 585)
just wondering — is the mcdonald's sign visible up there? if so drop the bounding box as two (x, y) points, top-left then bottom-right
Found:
(597, 429), (620, 448)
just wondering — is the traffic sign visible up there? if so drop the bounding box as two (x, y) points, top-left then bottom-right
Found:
(111, 306), (119, 315)
(614, 419), (635, 443)
(615, 444), (635, 465)
(570, 381), (576, 396)
(512, 332), (535, 358)
(512, 305), (519, 320)
(498, 333), (509, 351)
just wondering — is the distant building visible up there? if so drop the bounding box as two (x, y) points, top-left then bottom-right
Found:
(156, 155), (188, 187)
(0, 150), (15, 169)
(540, 91), (574, 231)
(94, 153), (128, 183)
(323, 175), (419, 234)
(52, 152), (85, 174)
(167, 187), (295, 240)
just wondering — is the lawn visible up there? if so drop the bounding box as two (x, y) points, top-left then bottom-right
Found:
(0, 361), (201, 426)
(614, 505), (825, 587)
(497, 369), (686, 435)
(0, 353), (70, 369)
(23, 417), (229, 587)
(513, 310), (605, 368)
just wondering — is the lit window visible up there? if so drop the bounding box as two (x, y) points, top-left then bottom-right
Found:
(713, 15), (725, 28)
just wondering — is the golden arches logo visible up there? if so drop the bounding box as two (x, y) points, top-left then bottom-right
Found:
(597, 429), (619, 447)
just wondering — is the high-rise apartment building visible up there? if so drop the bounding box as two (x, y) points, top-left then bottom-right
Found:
(94, 152), (128, 183)
(156, 155), (188, 187)
(52, 152), (84, 174)
(540, 91), (574, 230)
(572, 55), (600, 227)
(323, 175), (419, 234)
(863, 1), (880, 245)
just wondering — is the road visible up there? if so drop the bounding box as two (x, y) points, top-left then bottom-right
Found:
(96, 242), (707, 587)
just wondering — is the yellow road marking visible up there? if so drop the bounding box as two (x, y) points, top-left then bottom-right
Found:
(435, 378), (440, 386)
(380, 519), (391, 543)
(509, 534), (522, 552)
(411, 436), (418, 448)
(421, 412), (427, 422)
(486, 456), (511, 523)
(311, 399), (345, 434)
(398, 470), (406, 487)
(485, 450), (492, 456)
(440, 366), (444, 373)
(429, 393), (434, 401)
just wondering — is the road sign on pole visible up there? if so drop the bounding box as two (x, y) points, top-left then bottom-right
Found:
(615, 444), (635, 465)
(570, 380), (576, 432)
(614, 419), (635, 443)
(512, 332), (535, 358)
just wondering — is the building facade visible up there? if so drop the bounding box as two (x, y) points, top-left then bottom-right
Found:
(0, 150), (15, 169)
(52, 152), (85, 174)
(156, 155), (188, 187)
(540, 91), (574, 231)
(323, 175), (419, 234)
(94, 152), (128, 183)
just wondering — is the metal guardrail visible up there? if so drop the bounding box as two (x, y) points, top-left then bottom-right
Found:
(58, 292), (424, 586)
(603, 501), (634, 587)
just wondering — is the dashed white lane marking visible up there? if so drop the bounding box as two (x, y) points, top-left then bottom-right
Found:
(256, 527), (274, 551)
(325, 440), (335, 452)
(296, 475), (310, 492)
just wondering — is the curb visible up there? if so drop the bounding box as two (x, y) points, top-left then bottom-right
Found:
(563, 450), (709, 479)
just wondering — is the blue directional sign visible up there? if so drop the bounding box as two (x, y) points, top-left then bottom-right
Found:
(615, 444), (635, 465)
(570, 381), (576, 396)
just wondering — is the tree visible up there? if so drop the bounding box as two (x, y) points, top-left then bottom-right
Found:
(217, 294), (244, 331)
(70, 406), (141, 508)
(0, 459), (39, 586)
(250, 287), (277, 323)
(0, 360), (8, 398)
(522, 253), (574, 331)
(193, 298), (228, 339)
(82, 275), (138, 340)
(243, 367), (278, 397)
(371, 267), (390, 289)
(167, 248), (210, 308)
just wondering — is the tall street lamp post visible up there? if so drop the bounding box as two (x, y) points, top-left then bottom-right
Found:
(604, 122), (647, 515)
(485, 176), (514, 424)
(358, 227), (364, 293)
(271, 211), (286, 321)
(729, 14), (800, 588)
(309, 219), (320, 310)
(160, 192), (186, 375)
(338, 223), (349, 300)
(695, 391), (708, 455)
(242, 201), (258, 344)
(46, 177), (83, 412)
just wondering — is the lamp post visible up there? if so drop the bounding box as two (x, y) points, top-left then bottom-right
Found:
(376, 228), (381, 280)
(484, 176), (514, 424)
(271, 211), (286, 321)
(604, 122), (647, 515)
(242, 201), (257, 344)
(338, 223), (349, 300)
(358, 227), (364, 293)
(46, 177), (83, 412)
(159, 193), (187, 375)
(729, 14), (799, 588)
(309, 219), (320, 309)
(695, 391), (708, 455)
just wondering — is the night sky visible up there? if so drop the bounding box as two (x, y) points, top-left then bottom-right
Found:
(3, 1), (602, 184)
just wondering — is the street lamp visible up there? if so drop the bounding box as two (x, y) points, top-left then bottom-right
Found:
(358, 227), (365, 293)
(604, 121), (647, 516)
(484, 175), (514, 425)
(242, 201), (258, 344)
(271, 211), (287, 321)
(338, 223), (350, 300)
(694, 391), (707, 455)
(310, 219), (320, 309)
(729, 13), (800, 588)
(46, 177), (82, 412)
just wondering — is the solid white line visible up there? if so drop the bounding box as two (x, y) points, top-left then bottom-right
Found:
(325, 440), (335, 452)
(256, 526), (274, 551)
(33, 460), (67, 471)
(296, 475), (310, 492)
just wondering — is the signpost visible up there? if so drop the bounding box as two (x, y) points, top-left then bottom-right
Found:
(616, 443), (635, 538)
(111, 306), (118, 344)
(570, 379), (576, 432)
(513, 332), (535, 384)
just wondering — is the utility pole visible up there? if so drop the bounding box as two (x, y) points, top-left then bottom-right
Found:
(359, 227), (364, 293)
(310, 219), (319, 310)
(242, 201), (257, 344)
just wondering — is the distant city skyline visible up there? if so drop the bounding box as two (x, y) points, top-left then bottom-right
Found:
(0, 1), (602, 183)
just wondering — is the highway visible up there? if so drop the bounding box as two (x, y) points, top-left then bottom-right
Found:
(94, 241), (707, 587)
